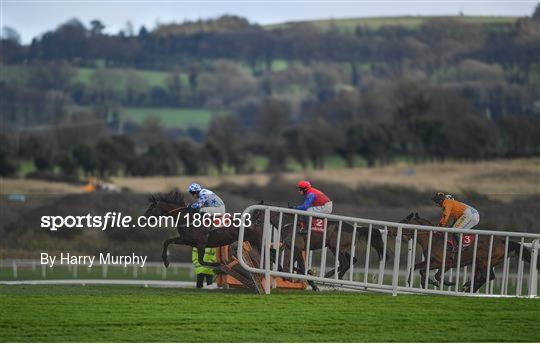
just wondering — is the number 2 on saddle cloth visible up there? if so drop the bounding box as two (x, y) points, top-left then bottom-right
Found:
(297, 217), (326, 233)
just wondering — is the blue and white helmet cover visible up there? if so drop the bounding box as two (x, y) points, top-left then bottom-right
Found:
(187, 183), (202, 193)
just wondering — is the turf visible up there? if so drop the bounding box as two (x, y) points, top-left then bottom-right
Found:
(1, 285), (539, 342)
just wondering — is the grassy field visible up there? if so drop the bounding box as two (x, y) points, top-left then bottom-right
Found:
(104, 158), (539, 201)
(266, 15), (518, 31)
(2, 158), (538, 202)
(0, 285), (539, 342)
(76, 67), (174, 87)
(122, 107), (215, 128)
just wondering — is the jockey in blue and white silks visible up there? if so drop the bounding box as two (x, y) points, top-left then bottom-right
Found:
(187, 183), (226, 215)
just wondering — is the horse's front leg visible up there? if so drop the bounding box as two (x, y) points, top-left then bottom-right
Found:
(414, 261), (429, 288)
(162, 237), (182, 267)
(294, 251), (319, 291)
(324, 247), (338, 279)
(432, 269), (442, 288)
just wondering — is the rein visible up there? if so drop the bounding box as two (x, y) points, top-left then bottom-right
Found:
(164, 205), (189, 216)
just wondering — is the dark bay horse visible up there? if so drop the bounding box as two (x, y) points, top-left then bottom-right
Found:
(252, 206), (388, 280)
(392, 212), (539, 293)
(144, 191), (264, 270)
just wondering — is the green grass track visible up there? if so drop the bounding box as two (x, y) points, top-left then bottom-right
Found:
(1, 285), (539, 342)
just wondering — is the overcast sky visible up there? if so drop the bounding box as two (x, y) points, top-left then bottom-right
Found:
(2, 1), (538, 43)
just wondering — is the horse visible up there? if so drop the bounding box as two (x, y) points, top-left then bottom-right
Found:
(390, 212), (539, 293)
(251, 205), (388, 281)
(144, 191), (265, 274)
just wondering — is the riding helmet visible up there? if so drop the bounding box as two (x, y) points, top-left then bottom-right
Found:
(431, 191), (446, 205)
(187, 183), (202, 194)
(297, 180), (311, 190)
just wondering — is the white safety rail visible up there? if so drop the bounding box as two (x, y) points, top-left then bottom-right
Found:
(0, 260), (195, 281)
(237, 205), (539, 297)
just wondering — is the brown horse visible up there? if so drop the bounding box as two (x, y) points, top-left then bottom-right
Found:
(144, 191), (264, 270)
(252, 206), (388, 280)
(391, 212), (538, 293)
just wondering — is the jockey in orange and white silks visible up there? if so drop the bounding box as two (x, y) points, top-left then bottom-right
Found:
(293, 180), (333, 214)
(432, 192), (479, 229)
(187, 183), (226, 215)
(432, 192), (480, 249)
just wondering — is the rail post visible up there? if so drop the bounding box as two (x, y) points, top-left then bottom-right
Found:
(12, 261), (17, 279)
(363, 224), (372, 285)
(263, 207), (272, 294)
(501, 236), (509, 295)
(392, 227), (402, 296)
(378, 227), (388, 285)
(406, 239), (413, 287)
(349, 223), (357, 281)
(528, 239), (538, 298)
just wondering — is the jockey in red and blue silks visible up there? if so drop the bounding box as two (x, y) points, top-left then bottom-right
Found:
(293, 180), (333, 214)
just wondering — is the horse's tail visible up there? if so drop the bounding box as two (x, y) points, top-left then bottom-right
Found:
(508, 240), (539, 269)
(357, 226), (388, 261)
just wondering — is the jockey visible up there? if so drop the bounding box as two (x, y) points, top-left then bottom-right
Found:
(293, 180), (333, 214)
(432, 191), (479, 249)
(187, 183), (226, 216)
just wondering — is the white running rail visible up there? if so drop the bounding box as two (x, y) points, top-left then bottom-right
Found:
(237, 205), (539, 297)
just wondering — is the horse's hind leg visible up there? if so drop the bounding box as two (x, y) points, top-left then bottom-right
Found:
(419, 269), (428, 288)
(338, 252), (355, 279)
(324, 253), (348, 279)
(369, 229), (388, 261)
(162, 237), (182, 267)
(473, 268), (488, 293)
(489, 267), (496, 281)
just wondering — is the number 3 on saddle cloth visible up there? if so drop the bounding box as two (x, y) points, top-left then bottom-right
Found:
(447, 233), (475, 253)
(298, 217), (326, 233)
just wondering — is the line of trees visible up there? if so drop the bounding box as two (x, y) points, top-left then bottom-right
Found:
(1, 9), (539, 179)
(2, 12), (539, 74)
(2, 81), (538, 178)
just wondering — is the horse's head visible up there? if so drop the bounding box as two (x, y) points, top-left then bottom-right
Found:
(144, 191), (187, 218)
(388, 212), (434, 240)
(250, 208), (266, 230)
